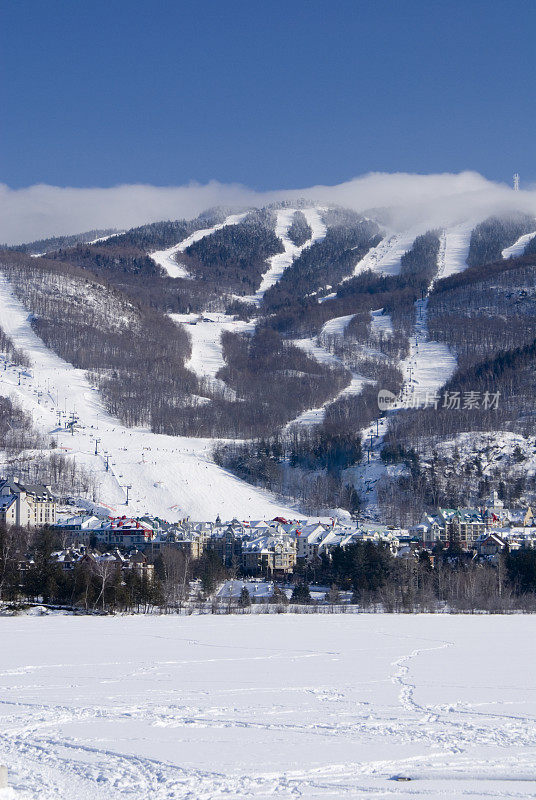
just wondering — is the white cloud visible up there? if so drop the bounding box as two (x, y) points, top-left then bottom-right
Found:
(1, 172), (536, 245)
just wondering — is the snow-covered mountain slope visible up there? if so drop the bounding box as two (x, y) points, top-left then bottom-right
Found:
(502, 230), (536, 259)
(349, 220), (477, 282)
(288, 335), (368, 427)
(149, 213), (248, 279)
(370, 308), (393, 337)
(0, 276), (298, 521)
(398, 297), (457, 405)
(321, 313), (355, 337)
(170, 312), (254, 382)
(3, 203), (535, 519)
(351, 227), (427, 278)
(438, 222), (474, 278)
(245, 207), (327, 303)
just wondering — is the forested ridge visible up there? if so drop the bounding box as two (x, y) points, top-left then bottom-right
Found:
(2, 207), (536, 518)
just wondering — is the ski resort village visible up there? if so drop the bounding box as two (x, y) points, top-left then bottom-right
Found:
(4, 2), (536, 796)
(1, 197), (536, 616)
(1, 470), (536, 613)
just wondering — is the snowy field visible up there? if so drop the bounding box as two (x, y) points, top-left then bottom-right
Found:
(1, 615), (535, 800)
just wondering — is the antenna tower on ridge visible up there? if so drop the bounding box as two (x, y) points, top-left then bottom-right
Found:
(513, 173), (520, 191)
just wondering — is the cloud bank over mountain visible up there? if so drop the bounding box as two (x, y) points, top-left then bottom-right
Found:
(2, 171), (536, 244)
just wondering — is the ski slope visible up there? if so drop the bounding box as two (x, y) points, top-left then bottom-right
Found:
(351, 227), (426, 278)
(502, 230), (536, 259)
(438, 223), (475, 278)
(288, 336), (368, 427)
(370, 308), (393, 337)
(247, 208), (326, 303)
(149, 213), (248, 279)
(169, 312), (254, 382)
(399, 297), (457, 407)
(0, 276), (298, 522)
(321, 313), (355, 337)
(2, 614), (536, 800)
(348, 222), (476, 283)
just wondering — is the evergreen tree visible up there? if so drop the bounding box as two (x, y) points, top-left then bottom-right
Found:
(238, 586), (251, 608)
(291, 582), (312, 604)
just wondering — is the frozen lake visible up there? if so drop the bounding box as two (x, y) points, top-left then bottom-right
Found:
(0, 614), (535, 799)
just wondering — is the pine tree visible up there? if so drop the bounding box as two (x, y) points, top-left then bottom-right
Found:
(238, 586), (251, 608)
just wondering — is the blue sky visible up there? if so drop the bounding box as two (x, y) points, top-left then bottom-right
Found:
(2, 0), (535, 190)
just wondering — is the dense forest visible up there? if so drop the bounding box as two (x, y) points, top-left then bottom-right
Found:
(467, 214), (535, 267)
(262, 212), (381, 312)
(286, 210), (313, 247)
(5, 229), (118, 254)
(181, 210), (283, 293)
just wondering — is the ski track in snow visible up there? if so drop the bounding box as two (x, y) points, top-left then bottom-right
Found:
(149, 213), (248, 279)
(398, 296), (457, 406)
(502, 230), (536, 259)
(245, 208), (327, 304)
(0, 276), (298, 522)
(1, 615), (536, 800)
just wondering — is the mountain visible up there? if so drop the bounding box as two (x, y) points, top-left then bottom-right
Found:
(0, 203), (535, 522)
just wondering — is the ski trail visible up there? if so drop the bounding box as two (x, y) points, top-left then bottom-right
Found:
(502, 230), (536, 259)
(86, 232), (123, 245)
(398, 297), (457, 407)
(439, 222), (474, 278)
(149, 213), (248, 279)
(286, 309), (394, 429)
(346, 237), (457, 516)
(286, 333), (368, 428)
(350, 228), (426, 279)
(245, 208), (327, 304)
(169, 312), (254, 384)
(0, 274), (299, 521)
(321, 314), (355, 337)
(370, 308), (393, 338)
